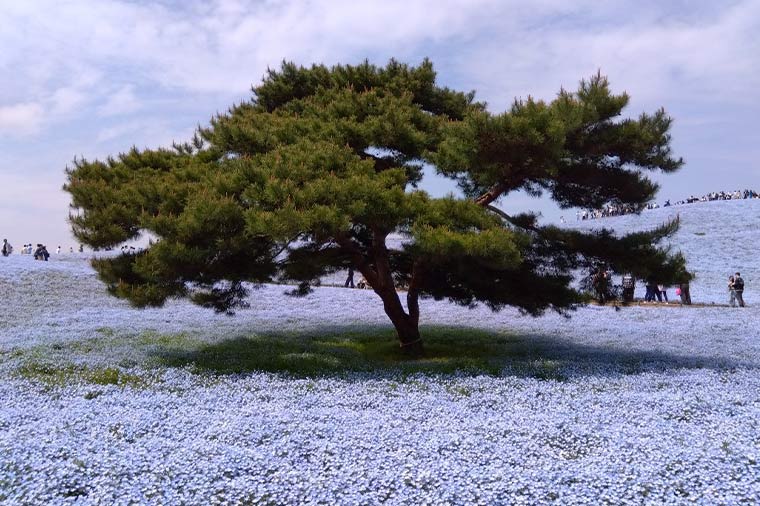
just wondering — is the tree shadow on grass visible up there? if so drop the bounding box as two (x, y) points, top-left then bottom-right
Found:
(151, 325), (752, 380)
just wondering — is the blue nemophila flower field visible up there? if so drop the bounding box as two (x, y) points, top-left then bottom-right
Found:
(1, 200), (758, 505)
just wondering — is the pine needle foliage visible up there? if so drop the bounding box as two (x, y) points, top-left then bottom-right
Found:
(64, 60), (690, 355)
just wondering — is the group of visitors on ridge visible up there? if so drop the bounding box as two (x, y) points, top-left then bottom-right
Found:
(1, 240), (84, 259)
(578, 188), (760, 221)
(676, 189), (759, 204)
(17, 243), (51, 260)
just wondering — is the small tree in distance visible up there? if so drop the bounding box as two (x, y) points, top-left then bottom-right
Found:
(64, 60), (690, 356)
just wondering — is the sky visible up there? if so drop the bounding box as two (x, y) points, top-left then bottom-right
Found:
(1, 0), (759, 249)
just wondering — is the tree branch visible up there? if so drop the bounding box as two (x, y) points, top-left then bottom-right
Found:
(272, 234), (301, 261)
(485, 205), (511, 223)
(474, 182), (509, 207)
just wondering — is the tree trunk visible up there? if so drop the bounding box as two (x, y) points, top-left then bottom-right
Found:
(341, 228), (426, 357)
(380, 290), (425, 358)
(395, 319), (424, 357)
(371, 228), (425, 357)
(377, 286), (424, 357)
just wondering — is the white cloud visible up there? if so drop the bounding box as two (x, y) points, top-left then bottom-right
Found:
(50, 87), (88, 116)
(4, 0), (757, 117)
(459, 0), (760, 110)
(0, 102), (44, 136)
(95, 121), (142, 144)
(97, 85), (142, 117)
(0, 0), (505, 96)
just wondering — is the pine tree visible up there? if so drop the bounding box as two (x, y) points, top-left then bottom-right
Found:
(64, 60), (690, 356)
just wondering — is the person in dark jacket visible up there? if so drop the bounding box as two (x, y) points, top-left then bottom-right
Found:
(644, 280), (657, 302)
(733, 272), (745, 307)
(657, 284), (668, 303)
(592, 266), (610, 304)
(33, 244), (50, 261)
(344, 267), (355, 288)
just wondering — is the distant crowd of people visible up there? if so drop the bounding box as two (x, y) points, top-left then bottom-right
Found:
(20, 244), (53, 260)
(673, 189), (759, 205)
(574, 203), (640, 221)
(577, 189), (759, 221)
(1, 240), (85, 260)
(2, 239), (145, 258)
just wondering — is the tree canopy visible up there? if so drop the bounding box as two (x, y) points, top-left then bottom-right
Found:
(64, 59), (690, 355)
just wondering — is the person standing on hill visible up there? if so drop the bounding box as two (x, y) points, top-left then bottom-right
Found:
(679, 282), (692, 305)
(644, 280), (657, 302)
(592, 266), (610, 304)
(2, 239), (12, 256)
(33, 244), (50, 261)
(733, 272), (745, 307)
(728, 275), (736, 307)
(657, 284), (668, 303)
(621, 274), (635, 303)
